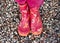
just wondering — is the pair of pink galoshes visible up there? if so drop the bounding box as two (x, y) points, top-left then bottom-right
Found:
(16, 0), (44, 36)
(15, 0), (44, 36)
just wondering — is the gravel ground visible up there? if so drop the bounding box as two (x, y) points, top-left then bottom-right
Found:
(0, 0), (60, 43)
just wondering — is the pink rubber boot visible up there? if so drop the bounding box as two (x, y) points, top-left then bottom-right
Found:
(27, 0), (44, 35)
(18, 3), (30, 36)
(30, 7), (43, 35)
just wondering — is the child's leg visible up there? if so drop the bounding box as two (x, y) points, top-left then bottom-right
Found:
(15, 0), (26, 4)
(16, 0), (30, 36)
(27, 0), (44, 8)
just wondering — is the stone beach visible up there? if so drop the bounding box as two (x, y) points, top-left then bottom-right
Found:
(0, 0), (60, 43)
